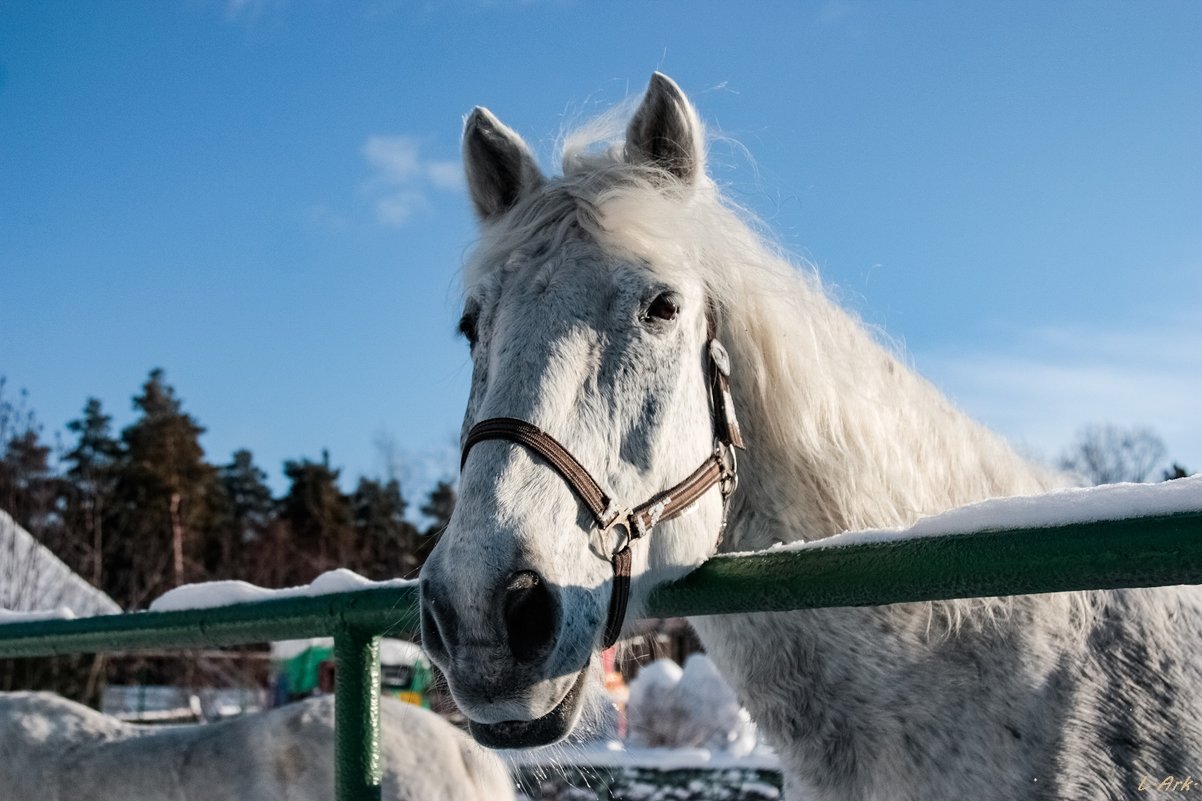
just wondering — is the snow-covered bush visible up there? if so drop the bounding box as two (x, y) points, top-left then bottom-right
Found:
(625, 654), (756, 755)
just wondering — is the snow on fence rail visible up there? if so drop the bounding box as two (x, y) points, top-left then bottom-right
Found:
(2, 479), (1201, 801)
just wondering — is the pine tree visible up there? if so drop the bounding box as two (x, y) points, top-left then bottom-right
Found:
(280, 450), (353, 581)
(63, 398), (121, 586)
(108, 369), (222, 608)
(352, 476), (420, 580)
(0, 430), (56, 531)
(210, 449), (275, 578)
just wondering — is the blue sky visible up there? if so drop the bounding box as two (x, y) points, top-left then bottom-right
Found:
(2, 1), (1199, 501)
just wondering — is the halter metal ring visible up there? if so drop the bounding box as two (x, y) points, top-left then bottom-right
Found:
(599, 504), (634, 556)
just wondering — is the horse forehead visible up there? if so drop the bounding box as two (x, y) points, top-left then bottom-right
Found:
(497, 248), (634, 327)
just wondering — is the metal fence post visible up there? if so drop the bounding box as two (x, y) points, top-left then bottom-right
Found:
(334, 627), (382, 801)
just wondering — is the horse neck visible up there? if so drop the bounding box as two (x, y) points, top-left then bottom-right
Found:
(719, 275), (1060, 553)
(696, 278), (1079, 798)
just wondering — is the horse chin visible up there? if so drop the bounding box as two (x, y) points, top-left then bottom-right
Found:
(467, 666), (590, 749)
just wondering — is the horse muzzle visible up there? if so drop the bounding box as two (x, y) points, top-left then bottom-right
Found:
(419, 558), (598, 747)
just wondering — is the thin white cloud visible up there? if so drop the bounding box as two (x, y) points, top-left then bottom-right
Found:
(363, 136), (423, 183)
(915, 318), (1202, 471)
(361, 135), (461, 227)
(373, 191), (428, 227)
(424, 160), (465, 191)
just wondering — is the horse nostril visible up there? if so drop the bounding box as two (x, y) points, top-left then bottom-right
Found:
(502, 570), (558, 663)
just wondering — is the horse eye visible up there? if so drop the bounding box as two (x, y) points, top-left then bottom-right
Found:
(646, 293), (679, 322)
(458, 310), (479, 346)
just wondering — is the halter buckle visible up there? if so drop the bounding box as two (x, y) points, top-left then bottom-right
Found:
(717, 442), (739, 501)
(598, 500), (629, 531)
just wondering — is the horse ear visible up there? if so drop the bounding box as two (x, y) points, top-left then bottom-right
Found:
(463, 107), (543, 221)
(625, 72), (704, 184)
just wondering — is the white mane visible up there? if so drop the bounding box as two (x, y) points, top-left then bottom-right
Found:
(469, 111), (1064, 547)
(462, 110), (1071, 638)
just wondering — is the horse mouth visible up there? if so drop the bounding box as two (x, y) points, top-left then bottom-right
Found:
(467, 667), (590, 749)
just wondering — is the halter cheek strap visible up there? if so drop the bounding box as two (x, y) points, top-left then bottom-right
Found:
(460, 338), (744, 649)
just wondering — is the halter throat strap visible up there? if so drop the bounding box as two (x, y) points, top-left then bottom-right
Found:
(460, 337), (744, 649)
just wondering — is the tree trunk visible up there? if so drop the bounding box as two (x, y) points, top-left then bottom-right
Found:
(170, 492), (184, 586)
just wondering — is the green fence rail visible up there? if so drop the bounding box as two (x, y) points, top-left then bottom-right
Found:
(2, 511), (1201, 800)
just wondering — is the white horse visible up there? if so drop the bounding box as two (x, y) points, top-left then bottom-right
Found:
(0, 691), (514, 800)
(419, 73), (1202, 800)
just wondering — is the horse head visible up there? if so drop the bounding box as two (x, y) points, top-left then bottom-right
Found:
(419, 73), (740, 748)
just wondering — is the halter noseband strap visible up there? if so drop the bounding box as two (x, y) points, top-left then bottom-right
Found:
(460, 337), (745, 649)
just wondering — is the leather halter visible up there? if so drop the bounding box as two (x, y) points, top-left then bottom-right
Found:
(459, 333), (745, 649)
